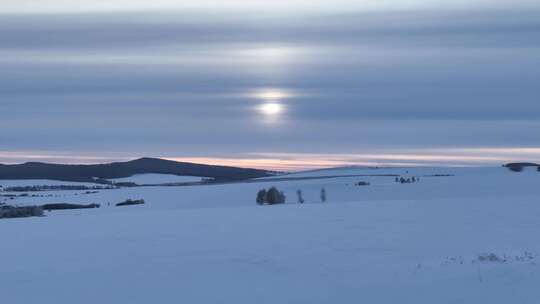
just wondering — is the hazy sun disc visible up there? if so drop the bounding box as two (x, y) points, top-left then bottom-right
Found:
(259, 103), (283, 116)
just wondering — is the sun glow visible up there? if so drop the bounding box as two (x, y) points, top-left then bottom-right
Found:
(251, 88), (290, 120)
(252, 89), (291, 100)
(259, 103), (283, 116)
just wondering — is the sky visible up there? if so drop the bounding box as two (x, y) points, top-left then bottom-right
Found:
(1, 0), (540, 170)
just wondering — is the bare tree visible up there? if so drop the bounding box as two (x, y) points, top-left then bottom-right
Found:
(296, 190), (305, 204)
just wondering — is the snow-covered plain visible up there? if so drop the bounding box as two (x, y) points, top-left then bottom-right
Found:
(110, 173), (207, 185)
(2, 166), (540, 303)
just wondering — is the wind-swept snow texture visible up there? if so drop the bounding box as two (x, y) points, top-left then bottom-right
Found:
(2, 166), (540, 303)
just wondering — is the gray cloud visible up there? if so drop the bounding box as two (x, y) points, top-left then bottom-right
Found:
(1, 9), (539, 164)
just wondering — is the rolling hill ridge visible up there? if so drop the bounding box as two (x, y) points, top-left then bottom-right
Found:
(0, 157), (272, 183)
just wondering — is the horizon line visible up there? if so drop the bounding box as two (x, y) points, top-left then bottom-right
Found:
(1, 148), (540, 171)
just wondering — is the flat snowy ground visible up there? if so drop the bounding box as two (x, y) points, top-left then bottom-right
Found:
(2, 167), (540, 303)
(110, 173), (206, 185)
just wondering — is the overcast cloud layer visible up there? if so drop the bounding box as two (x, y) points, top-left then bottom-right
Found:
(1, 3), (539, 169)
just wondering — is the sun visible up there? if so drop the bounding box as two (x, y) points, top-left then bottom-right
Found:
(259, 103), (283, 116)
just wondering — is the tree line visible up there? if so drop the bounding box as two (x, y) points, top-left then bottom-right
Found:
(257, 187), (327, 205)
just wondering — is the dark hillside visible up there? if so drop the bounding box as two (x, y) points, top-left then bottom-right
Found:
(503, 162), (540, 172)
(0, 157), (271, 183)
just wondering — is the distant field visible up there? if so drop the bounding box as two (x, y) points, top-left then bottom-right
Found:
(2, 166), (540, 303)
(109, 173), (207, 185)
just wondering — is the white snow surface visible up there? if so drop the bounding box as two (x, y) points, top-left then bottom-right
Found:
(2, 166), (540, 303)
(110, 173), (206, 184)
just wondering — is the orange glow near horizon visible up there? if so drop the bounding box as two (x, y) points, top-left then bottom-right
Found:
(166, 148), (540, 171)
(164, 157), (351, 172)
(3, 147), (540, 172)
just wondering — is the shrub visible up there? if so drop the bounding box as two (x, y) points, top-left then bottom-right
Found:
(256, 189), (267, 205)
(477, 253), (505, 263)
(320, 188), (327, 203)
(0, 205), (44, 219)
(509, 166), (524, 172)
(296, 190), (305, 204)
(267, 187), (286, 204)
(42, 203), (100, 211)
(116, 199), (145, 207)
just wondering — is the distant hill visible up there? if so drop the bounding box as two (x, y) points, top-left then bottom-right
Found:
(503, 162), (540, 172)
(0, 157), (272, 183)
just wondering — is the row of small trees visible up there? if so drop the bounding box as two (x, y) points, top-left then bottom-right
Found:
(395, 176), (420, 184)
(257, 187), (327, 205)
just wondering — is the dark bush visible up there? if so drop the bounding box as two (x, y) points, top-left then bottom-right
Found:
(256, 189), (267, 205)
(296, 190), (305, 204)
(267, 187), (286, 204)
(42, 203), (100, 211)
(113, 182), (138, 188)
(116, 199), (145, 207)
(0, 205), (44, 219)
(509, 166), (524, 172)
